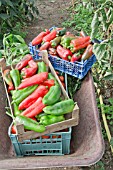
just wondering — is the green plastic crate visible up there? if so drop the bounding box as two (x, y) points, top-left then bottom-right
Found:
(8, 123), (72, 157)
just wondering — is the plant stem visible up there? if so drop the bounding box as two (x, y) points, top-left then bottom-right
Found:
(97, 87), (113, 154)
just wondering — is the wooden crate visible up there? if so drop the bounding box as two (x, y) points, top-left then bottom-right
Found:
(0, 50), (79, 142)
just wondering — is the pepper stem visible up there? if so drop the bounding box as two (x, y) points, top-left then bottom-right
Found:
(6, 111), (15, 120)
(68, 56), (72, 60)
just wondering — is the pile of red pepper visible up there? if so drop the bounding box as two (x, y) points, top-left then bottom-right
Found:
(3, 55), (75, 134)
(31, 27), (93, 62)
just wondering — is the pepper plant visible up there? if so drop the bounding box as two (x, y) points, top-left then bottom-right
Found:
(91, 0), (113, 81)
(0, 0), (39, 48)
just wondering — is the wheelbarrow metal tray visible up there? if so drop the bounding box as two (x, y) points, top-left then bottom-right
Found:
(0, 63), (104, 169)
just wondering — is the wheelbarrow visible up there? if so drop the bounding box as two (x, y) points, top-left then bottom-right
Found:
(0, 69), (104, 169)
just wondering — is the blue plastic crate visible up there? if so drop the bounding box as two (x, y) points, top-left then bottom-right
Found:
(8, 123), (71, 157)
(29, 43), (96, 79)
(29, 26), (96, 79)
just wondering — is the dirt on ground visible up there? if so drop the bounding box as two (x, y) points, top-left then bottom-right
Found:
(25, 0), (72, 44)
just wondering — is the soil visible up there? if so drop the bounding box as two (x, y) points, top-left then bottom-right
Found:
(25, 0), (72, 44)
(25, 1), (113, 170)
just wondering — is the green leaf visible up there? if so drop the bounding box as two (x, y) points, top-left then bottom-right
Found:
(109, 39), (113, 55)
(109, 11), (113, 24)
(93, 43), (107, 61)
(0, 51), (2, 58)
(110, 137), (113, 147)
(4, 0), (14, 8)
(100, 8), (108, 31)
(91, 12), (99, 40)
(0, 14), (9, 20)
(103, 72), (113, 80)
(13, 35), (25, 44)
(28, 12), (34, 21)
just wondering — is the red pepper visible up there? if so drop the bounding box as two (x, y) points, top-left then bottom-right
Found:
(21, 67), (37, 79)
(71, 53), (82, 62)
(71, 41), (90, 53)
(79, 30), (88, 37)
(19, 85), (48, 110)
(81, 44), (93, 60)
(43, 30), (57, 42)
(56, 45), (72, 61)
(18, 72), (48, 89)
(41, 79), (55, 88)
(15, 54), (33, 70)
(58, 75), (64, 82)
(32, 29), (50, 46)
(21, 60), (38, 78)
(28, 59), (37, 68)
(11, 125), (16, 134)
(3, 69), (14, 91)
(70, 36), (90, 47)
(21, 97), (46, 118)
(39, 42), (51, 51)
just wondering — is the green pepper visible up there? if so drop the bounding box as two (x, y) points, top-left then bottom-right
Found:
(48, 73), (59, 85)
(10, 69), (21, 88)
(13, 103), (22, 117)
(15, 115), (46, 133)
(35, 112), (47, 120)
(40, 115), (65, 126)
(51, 36), (61, 48)
(12, 85), (37, 100)
(57, 28), (66, 36)
(60, 35), (75, 48)
(37, 61), (47, 73)
(42, 85), (61, 105)
(43, 99), (75, 116)
(12, 85), (38, 105)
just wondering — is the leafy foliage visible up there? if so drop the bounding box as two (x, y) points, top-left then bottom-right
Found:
(67, 75), (82, 99)
(91, 0), (113, 81)
(102, 98), (113, 130)
(0, 0), (39, 48)
(0, 34), (29, 65)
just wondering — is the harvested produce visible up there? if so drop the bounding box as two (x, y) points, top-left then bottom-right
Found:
(15, 54), (33, 70)
(3, 69), (14, 91)
(37, 61), (47, 73)
(10, 69), (21, 88)
(43, 99), (75, 116)
(39, 42), (51, 51)
(21, 97), (46, 118)
(13, 102), (22, 116)
(21, 60), (38, 78)
(71, 53), (82, 62)
(32, 29), (50, 46)
(12, 85), (38, 105)
(42, 85), (61, 105)
(81, 44), (93, 60)
(43, 29), (57, 42)
(17, 72), (48, 89)
(56, 45), (72, 60)
(51, 36), (61, 48)
(15, 115), (46, 133)
(31, 27), (93, 62)
(40, 115), (65, 126)
(4, 58), (76, 135)
(19, 85), (48, 110)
